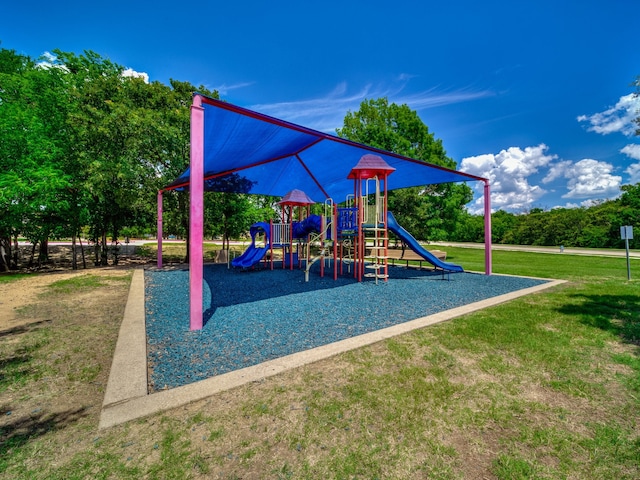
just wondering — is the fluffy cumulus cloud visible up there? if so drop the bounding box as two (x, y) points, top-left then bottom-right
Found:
(625, 163), (640, 184)
(621, 144), (640, 160)
(460, 144), (556, 213)
(122, 68), (149, 84)
(577, 94), (640, 136)
(36, 51), (67, 71)
(543, 158), (622, 199)
(621, 144), (640, 183)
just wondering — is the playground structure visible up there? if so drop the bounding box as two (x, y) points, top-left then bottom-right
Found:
(231, 154), (464, 283)
(158, 94), (492, 329)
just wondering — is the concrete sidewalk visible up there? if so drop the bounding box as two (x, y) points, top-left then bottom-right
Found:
(430, 242), (640, 258)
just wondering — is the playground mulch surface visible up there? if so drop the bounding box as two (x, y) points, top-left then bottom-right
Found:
(145, 264), (549, 392)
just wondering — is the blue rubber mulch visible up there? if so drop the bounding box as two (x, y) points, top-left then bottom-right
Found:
(145, 264), (549, 391)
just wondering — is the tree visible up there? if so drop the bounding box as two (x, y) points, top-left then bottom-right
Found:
(337, 98), (472, 241)
(0, 48), (74, 269)
(51, 51), (221, 265)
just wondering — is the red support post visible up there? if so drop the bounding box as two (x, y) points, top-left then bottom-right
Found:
(270, 219), (274, 270)
(157, 190), (163, 269)
(189, 95), (205, 330)
(484, 181), (492, 275)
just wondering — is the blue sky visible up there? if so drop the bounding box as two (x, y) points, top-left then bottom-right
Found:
(3, 0), (639, 213)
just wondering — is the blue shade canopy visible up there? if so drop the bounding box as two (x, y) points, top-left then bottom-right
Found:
(166, 95), (486, 200)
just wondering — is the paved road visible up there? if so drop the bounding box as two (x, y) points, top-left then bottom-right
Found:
(20, 239), (640, 259)
(429, 242), (640, 259)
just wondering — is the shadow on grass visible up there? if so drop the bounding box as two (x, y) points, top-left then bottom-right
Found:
(557, 293), (640, 347)
(0, 407), (89, 460)
(0, 319), (52, 339)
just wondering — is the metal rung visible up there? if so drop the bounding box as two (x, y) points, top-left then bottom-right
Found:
(364, 273), (389, 279)
(365, 263), (386, 269)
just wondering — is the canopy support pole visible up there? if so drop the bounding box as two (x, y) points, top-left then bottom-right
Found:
(190, 95), (205, 330)
(484, 180), (492, 275)
(157, 190), (163, 268)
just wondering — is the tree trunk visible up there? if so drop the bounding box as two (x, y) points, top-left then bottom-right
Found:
(111, 223), (120, 266)
(101, 231), (108, 266)
(71, 234), (78, 270)
(93, 234), (101, 266)
(28, 241), (38, 268)
(12, 235), (19, 269)
(79, 234), (87, 269)
(0, 237), (10, 272)
(38, 238), (49, 267)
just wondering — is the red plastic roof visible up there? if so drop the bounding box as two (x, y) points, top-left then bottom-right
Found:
(278, 189), (316, 206)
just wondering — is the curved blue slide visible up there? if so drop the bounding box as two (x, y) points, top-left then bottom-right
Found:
(231, 222), (270, 268)
(292, 214), (323, 238)
(386, 212), (463, 273)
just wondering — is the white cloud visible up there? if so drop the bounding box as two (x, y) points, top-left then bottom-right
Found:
(542, 160), (573, 183)
(577, 93), (640, 136)
(625, 163), (640, 184)
(460, 144), (556, 213)
(561, 159), (621, 199)
(122, 68), (149, 84)
(37, 51), (149, 84)
(621, 144), (640, 184)
(554, 202), (580, 209)
(42, 51), (56, 63)
(36, 51), (67, 72)
(211, 81), (256, 95)
(621, 144), (640, 161)
(251, 80), (493, 132)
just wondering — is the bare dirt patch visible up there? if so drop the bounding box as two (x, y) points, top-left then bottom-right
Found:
(1, 271), (86, 328)
(0, 266), (134, 468)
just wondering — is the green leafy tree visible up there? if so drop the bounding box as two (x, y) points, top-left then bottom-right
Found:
(337, 98), (472, 241)
(490, 210), (518, 243)
(50, 51), (221, 264)
(452, 210), (484, 242)
(0, 48), (75, 268)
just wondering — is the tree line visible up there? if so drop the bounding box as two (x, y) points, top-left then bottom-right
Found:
(1, 45), (637, 271)
(0, 47), (275, 270)
(452, 184), (639, 249)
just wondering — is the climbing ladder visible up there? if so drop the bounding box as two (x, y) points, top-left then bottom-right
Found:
(362, 178), (389, 284)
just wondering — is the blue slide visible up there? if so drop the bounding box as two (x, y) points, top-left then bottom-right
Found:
(292, 214), (323, 238)
(231, 222), (270, 268)
(386, 212), (463, 273)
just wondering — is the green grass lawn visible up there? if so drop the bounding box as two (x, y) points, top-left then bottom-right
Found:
(1, 248), (639, 479)
(445, 246), (638, 281)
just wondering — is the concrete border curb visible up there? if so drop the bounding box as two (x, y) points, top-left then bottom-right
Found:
(101, 269), (147, 408)
(99, 272), (565, 429)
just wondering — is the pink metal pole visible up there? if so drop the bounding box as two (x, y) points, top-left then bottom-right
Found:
(290, 206), (295, 270)
(157, 190), (163, 268)
(190, 95), (205, 330)
(333, 205), (338, 281)
(483, 181), (492, 275)
(270, 219), (274, 270)
(357, 177), (364, 282)
(320, 215), (325, 278)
